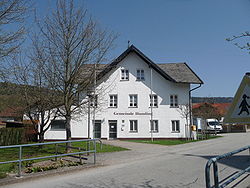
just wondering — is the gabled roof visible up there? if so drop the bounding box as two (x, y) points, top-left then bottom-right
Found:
(97, 45), (203, 84)
(158, 63), (203, 84)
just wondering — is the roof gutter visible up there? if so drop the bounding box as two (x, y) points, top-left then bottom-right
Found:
(188, 83), (202, 138)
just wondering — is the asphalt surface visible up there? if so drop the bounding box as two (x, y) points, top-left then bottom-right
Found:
(1, 132), (250, 188)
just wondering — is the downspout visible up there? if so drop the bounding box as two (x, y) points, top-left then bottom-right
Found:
(189, 84), (202, 138)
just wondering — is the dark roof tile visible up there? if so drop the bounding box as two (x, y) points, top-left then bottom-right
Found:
(80, 45), (203, 84)
(157, 63), (203, 84)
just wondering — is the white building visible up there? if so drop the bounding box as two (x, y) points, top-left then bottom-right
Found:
(45, 45), (203, 140)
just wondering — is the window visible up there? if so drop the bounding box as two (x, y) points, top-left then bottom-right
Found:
(150, 120), (159, 133)
(136, 69), (145, 80)
(109, 95), (118, 108)
(50, 120), (66, 130)
(130, 120), (138, 132)
(149, 94), (158, 107)
(121, 69), (129, 80)
(90, 95), (98, 107)
(129, 94), (138, 108)
(170, 95), (178, 107)
(172, 120), (180, 132)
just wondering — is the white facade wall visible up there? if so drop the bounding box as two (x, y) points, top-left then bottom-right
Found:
(45, 52), (190, 140)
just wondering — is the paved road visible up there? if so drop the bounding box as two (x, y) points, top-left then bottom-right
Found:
(2, 133), (250, 188)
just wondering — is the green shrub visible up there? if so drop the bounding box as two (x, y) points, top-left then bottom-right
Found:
(0, 128), (25, 146)
(0, 125), (37, 146)
(0, 172), (7, 179)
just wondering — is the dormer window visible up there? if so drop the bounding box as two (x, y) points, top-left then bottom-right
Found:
(121, 69), (129, 81)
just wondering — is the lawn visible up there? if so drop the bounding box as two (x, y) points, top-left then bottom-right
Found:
(127, 135), (222, 146)
(0, 141), (128, 177)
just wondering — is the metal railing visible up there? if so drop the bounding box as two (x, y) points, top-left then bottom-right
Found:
(205, 145), (250, 188)
(0, 138), (102, 177)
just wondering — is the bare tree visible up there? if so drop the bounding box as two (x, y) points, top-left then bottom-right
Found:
(34, 0), (116, 145)
(226, 31), (250, 52)
(178, 104), (191, 139)
(11, 50), (62, 143)
(0, 0), (28, 59)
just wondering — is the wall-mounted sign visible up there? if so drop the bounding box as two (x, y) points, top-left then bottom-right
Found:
(224, 73), (250, 124)
(114, 112), (152, 116)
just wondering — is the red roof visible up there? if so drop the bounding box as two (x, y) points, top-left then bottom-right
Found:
(192, 103), (231, 116)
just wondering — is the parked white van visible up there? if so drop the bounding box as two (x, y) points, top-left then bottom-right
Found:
(206, 119), (223, 132)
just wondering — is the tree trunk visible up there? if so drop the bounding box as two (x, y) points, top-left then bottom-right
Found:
(189, 124), (192, 140)
(39, 132), (45, 143)
(65, 114), (71, 153)
(38, 133), (44, 149)
(39, 122), (45, 143)
(38, 131), (45, 149)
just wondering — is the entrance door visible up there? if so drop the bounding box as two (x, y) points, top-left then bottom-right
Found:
(93, 120), (101, 138)
(109, 120), (117, 139)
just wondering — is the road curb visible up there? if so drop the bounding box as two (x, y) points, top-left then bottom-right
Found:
(0, 163), (104, 187)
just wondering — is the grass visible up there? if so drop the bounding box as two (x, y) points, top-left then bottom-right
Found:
(0, 141), (128, 178)
(0, 135), (221, 177)
(127, 135), (222, 146)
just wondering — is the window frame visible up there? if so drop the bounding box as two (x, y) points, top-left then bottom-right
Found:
(150, 120), (159, 133)
(136, 69), (145, 81)
(121, 69), (129, 81)
(171, 120), (180, 133)
(170, 94), (178, 108)
(149, 94), (158, 107)
(50, 120), (66, 131)
(129, 94), (138, 108)
(129, 120), (138, 133)
(109, 94), (118, 108)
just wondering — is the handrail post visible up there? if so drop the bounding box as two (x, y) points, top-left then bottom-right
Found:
(205, 145), (250, 188)
(18, 146), (22, 177)
(0, 139), (101, 177)
(55, 144), (58, 161)
(94, 140), (96, 164)
(205, 161), (211, 188)
(87, 140), (90, 156)
(99, 139), (103, 150)
(213, 161), (219, 188)
(79, 147), (82, 164)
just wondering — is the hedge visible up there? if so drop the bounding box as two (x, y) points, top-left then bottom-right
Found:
(0, 126), (37, 146)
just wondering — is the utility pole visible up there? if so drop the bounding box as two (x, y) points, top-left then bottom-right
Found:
(87, 95), (91, 139)
(150, 66), (153, 142)
(93, 63), (97, 138)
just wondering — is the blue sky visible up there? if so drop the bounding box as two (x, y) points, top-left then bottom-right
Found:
(34, 0), (250, 97)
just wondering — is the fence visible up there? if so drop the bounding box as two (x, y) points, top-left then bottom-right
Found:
(0, 139), (101, 177)
(205, 145), (250, 188)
